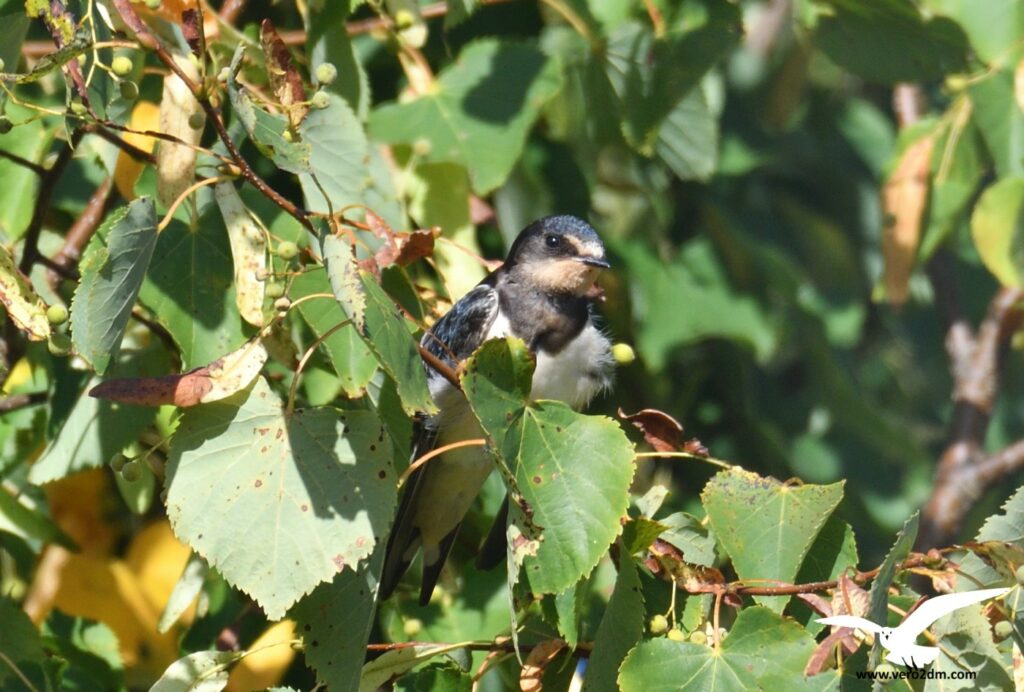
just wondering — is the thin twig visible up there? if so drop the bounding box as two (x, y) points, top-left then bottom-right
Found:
(398, 438), (487, 487)
(80, 123), (157, 164)
(0, 149), (46, 176)
(0, 391), (47, 414)
(109, 0), (314, 232)
(418, 345), (461, 390)
(19, 130), (83, 274)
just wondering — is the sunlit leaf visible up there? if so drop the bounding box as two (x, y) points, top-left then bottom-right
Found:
(298, 93), (369, 214)
(215, 182), (267, 327)
(150, 650), (238, 692)
(971, 177), (1024, 287)
(0, 243), (49, 341)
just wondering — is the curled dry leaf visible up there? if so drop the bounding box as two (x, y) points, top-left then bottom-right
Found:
(359, 211), (439, 273)
(645, 538), (725, 592)
(0, 245), (50, 341)
(214, 182), (266, 327)
(89, 338), (268, 407)
(881, 134), (934, 305)
(520, 639), (567, 692)
(157, 53), (203, 209)
(618, 407), (708, 456)
(260, 19), (307, 128)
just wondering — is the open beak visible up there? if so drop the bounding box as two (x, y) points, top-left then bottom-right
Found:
(577, 255), (611, 269)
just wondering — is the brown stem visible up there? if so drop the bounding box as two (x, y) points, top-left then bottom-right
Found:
(19, 131), (83, 274)
(0, 391), (47, 413)
(417, 345), (461, 390)
(109, 0), (314, 232)
(219, 0), (248, 25)
(80, 124), (158, 164)
(366, 640), (593, 655)
(49, 177), (114, 287)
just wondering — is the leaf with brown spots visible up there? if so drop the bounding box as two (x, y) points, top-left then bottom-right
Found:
(520, 639), (567, 692)
(618, 407), (708, 456)
(260, 19), (307, 128)
(90, 338), (268, 407)
(0, 244), (49, 341)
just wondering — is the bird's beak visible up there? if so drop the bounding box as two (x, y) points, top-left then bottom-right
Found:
(577, 255), (611, 269)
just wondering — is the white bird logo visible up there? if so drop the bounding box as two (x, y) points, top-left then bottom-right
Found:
(817, 587), (1009, 668)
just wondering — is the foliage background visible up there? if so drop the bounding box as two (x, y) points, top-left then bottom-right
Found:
(2, 0), (1024, 689)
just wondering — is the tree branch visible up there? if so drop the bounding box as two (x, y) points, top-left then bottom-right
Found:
(18, 130), (83, 274)
(48, 176), (114, 288)
(0, 391), (47, 413)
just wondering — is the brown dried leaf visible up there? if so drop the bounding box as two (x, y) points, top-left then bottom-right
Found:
(963, 540), (1024, 582)
(260, 19), (307, 128)
(831, 573), (869, 619)
(619, 408), (682, 452)
(804, 628), (855, 676)
(90, 338), (267, 407)
(520, 639), (567, 692)
(0, 245), (50, 341)
(181, 7), (204, 57)
(881, 134), (934, 305)
(646, 538), (724, 592)
(375, 229), (439, 269)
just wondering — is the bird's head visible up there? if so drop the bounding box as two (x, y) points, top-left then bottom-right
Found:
(504, 215), (609, 296)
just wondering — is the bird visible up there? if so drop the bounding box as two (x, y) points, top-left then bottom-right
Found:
(379, 215), (615, 605)
(817, 587), (1009, 668)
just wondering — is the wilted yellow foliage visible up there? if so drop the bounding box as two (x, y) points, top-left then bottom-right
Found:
(226, 619), (297, 691)
(114, 101), (160, 200)
(125, 521), (194, 624)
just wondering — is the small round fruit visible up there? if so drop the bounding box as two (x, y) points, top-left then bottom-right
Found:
(688, 630), (707, 645)
(120, 458), (143, 482)
(276, 241), (299, 260)
(394, 9), (415, 29)
(265, 281), (285, 299)
(111, 56), (133, 76)
(46, 304), (68, 325)
(1016, 565), (1024, 586)
(612, 342), (635, 365)
(0, 117), (12, 135)
(217, 66), (232, 83)
(254, 267), (270, 282)
(47, 333), (72, 356)
(315, 62), (338, 86)
(648, 614), (669, 635)
(144, 0), (161, 9)
(403, 618), (422, 637)
(995, 620), (1014, 640)
(187, 112), (205, 130)
(666, 628), (686, 642)
(69, 102), (87, 116)
(310, 90), (330, 110)
(119, 80), (139, 100)
(274, 297), (292, 312)
(109, 453), (127, 473)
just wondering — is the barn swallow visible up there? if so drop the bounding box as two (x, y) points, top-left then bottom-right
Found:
(379, 215), (615, 605)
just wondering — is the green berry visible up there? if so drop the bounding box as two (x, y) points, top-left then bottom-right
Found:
(403, 618), (422, 637)
(649, 615), (669, 635)
(265, 281), (285, 299)
(310, 91), (330, 110)
(47, 333), (72, 356)
(119, 80), (139, 100)
(120, 458), (142, 482)
(187, 112), (205, 130)
(612, 342), (635, 365)
(276, 241), (299, 260)
(315, 62), (338, 86)
(274, 297), (291, 312)
(0, 117), (12, 135)
(995, 620), (1014, 640)
(874, 663), (897, 678)
(69, 102), (87, 116)
(688, 630), (707, 645)
(109, 453), (127, 473)
(46, 304), (68, 326)
(111, 56), (133, 76)
(144, 0), (161, 9)
(394, 9), (415, 29)
(255, 267), (270, 282)
(666, 628), (685, 642)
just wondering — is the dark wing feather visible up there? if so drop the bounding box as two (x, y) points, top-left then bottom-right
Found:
(474, 495), (509, 571)
(379, 281), (500, 601)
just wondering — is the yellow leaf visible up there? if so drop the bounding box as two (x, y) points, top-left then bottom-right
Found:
(125, 521), (194, 623)
(0, 244), (50, 341)
(227, 620), (297, 692)
(157, 54), (204, 209)
(881, 134), (934, 305)
(114, 101), (160, 200)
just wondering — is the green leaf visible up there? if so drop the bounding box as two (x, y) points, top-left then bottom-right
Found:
(159, 553), (208, 633)
(585, 551), (644, 692)
(138, 213), (247, 369)
(552, 577), (587, 649)
(0, 485), (75, 549)
(655, 87), (718, 182)
(150, 650), (238, 692)
(618, 607), (827, 691)
(321, 234), (367, 331)
(0, 104), (53, 240)
(395, 662), (472, 692)
(359, 644), (459, 692)
(41, 612), (123, 692)
(970, 177), (1024, 287)
(462, 338), (635, 594)
(444, 0), (477, 28)
(165, 377), (396, 619)
(925, 0), (1024, 64)
(866, 512), (917, 666)
(29, 346), (163, 484)
(813, 0), (968, 84)
(298, 94), (369, 214)
(927, 605), (1014, 690)
(308, 3), (370, 119)
(293, 550), (383, 692)
(969, 69), (1024, 179)
(0, 598), (45, 687)
(702, 468), (844, 613)
(369, 39), (564, 194)
(358, 273), (436, 415)
(957, 487), (1024, 589)
(70, 198), (157, 373)
(659, 513), (717, 567)
(795, 515), (858, 585)
(292, 267), (377, 398)
(617, 239), (776, 369)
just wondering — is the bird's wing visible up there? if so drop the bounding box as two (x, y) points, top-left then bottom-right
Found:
(379, 283), (501, 602)
(897, 587), (1010, 639)
(816, 616), (886, 634)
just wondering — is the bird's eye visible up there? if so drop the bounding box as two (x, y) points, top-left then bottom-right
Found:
(544, 234), (560, 249)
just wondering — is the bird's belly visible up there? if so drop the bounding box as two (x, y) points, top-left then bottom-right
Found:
(486, 314), (612, 410)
